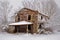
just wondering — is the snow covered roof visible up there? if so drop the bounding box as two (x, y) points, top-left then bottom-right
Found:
(38, 12), (49, 19)
(39, 13), (49, 17)
(9, 21), (33, 26)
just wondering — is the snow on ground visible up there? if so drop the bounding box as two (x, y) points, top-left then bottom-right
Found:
(0, 32), (60, 40)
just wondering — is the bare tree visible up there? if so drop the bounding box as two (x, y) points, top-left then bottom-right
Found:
(22, 0), (57, 18)
(22, 0), (41, 11)
(0, 0), (13, 32)
(0, 0), (13, 26)
(41, 0), (57, 18)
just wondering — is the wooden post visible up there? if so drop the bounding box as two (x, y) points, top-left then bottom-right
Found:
(17, 26), (18, 33)
(27, 25), (28, 33)
(31, 24), (34, 34)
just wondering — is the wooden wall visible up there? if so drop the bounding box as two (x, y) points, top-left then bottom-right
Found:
(15, 8), (38, 33)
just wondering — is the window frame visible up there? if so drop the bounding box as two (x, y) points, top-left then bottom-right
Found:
(28, 15), (31, 20)
(18, 15), (20, 21)
(41, 16), (43, 20)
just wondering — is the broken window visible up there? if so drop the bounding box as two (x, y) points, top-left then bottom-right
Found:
(28, 25), (31, 30)
(18, 15), (20, 21)
(41, 16), (43, 20)
(39, 23), (44, 29)
(28, 15), (31, 20)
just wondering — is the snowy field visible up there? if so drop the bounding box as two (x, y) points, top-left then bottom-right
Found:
(0, 32), (60, 40)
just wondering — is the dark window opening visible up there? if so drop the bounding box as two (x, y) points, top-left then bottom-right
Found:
(41, 16), (43, 20)
(14, 26), (17, 33)
(39, 24), (42, 29)
(18, 17), (20, 21)
(18, 15), (20, 21)
(28, 15), (31, 20)
(39, 23), (43, 29)
(28, 25), (31, 30)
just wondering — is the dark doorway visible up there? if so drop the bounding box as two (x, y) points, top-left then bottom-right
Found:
(28, 25), (31, 33)
(19, 25), (27, 33)
(14, 25), (27, 33)
(14, 25), (32, 33)
(14, 26), (20, 33)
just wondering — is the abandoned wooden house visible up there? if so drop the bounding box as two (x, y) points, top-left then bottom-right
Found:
(9, 8), (49, 34)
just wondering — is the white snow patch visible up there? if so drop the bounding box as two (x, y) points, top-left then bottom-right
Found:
(9, 21), (33, 25)
(0, 32), (60, 40)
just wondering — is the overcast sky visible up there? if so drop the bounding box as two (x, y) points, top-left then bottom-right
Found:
(8, 0), (60, 18)
(55, 0), (60, 7)
(8, 0), (60, 8)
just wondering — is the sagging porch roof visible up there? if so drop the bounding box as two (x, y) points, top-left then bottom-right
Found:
(9, 21), (33, 26)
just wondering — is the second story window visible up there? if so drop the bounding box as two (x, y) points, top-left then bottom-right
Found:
(18, 17), (20, 21)
(18, 15), (20, 21)
(28, 15), (31, 20)
(41, 16), (43, 20)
